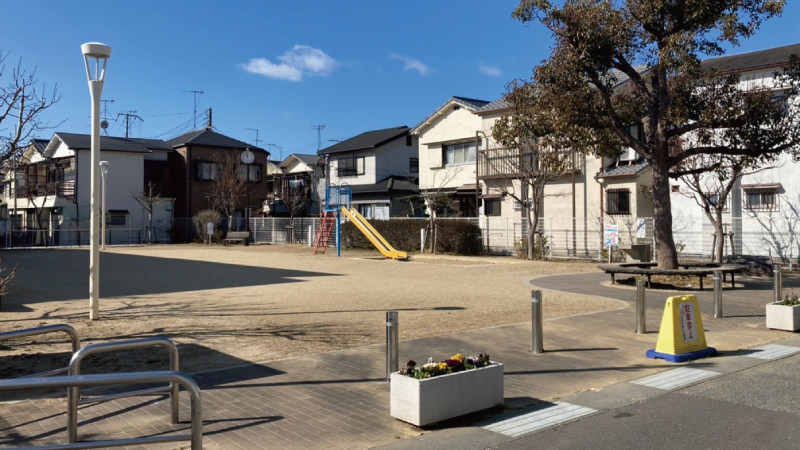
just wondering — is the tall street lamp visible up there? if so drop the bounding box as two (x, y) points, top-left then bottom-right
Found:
(82, 42), (111, 320)
(100, 161), (109, 250)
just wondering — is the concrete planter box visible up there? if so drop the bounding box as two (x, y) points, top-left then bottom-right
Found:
(766, 302), (800, 331)
(390, 362), (504, 427)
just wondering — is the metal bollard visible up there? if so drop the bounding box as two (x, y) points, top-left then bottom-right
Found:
(531, 291), (544, 354)
(774, 264), (783, 303)
(386, 311), (399, 381)
(636, 280), (646, 334)
(713, 270), (723, 318)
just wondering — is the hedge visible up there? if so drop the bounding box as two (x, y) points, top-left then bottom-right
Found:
(341, 219), (482, 255)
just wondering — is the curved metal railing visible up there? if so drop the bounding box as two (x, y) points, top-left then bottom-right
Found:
(0, 324), (81, 378)
(0, 371), (202, 450)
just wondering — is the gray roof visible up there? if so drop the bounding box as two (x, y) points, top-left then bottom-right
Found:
(597, 159), (649, 178)
(54, 133), (172, 153)
(29, 138), (50, 154)
(411, 96), (492, 134)
(319, 126), (409, 155)
(167, 129), (267, 154)
(702, 42), (800, 73)
(477, 98), (511, 114)
(292, 154), (322, 166)
(349, 176), (417, 195)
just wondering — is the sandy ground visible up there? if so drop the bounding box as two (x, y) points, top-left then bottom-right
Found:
(0, 244), (619, 379)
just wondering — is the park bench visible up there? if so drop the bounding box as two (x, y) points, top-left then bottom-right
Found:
(598, 262), (742, 289)
(223, 231), (250, 246)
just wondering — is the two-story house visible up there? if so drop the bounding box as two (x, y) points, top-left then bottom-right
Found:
(265, 154), (324, 216)
(4, 133), (174, 245)
(318, 126), (418, 219)
(166, 128), (269, 224)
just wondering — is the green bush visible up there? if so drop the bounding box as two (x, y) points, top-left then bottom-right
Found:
(341, 219), (482, 255)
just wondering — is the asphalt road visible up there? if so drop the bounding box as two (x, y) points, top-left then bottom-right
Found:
(497, 353), (800, 450)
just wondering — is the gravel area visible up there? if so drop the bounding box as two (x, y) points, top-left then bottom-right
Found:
(0, 245), (619, 379)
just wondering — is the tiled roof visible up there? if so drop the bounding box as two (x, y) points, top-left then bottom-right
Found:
(29, 139), (50, 154)
(477, 98), (511, 114)
(54, 133), (172, 153)
(410, 96), (492, 134)
(349, 176), (417, 194)
(292, 154), (322, 166)
(319, 126), (409, 155)
(597, 159), (649, 178)
(702, 43), (800, 73)
(167, 129), (267, 154)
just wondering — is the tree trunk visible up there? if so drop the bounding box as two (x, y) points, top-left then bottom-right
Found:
(527, 213), (535, 260)
(651, 158), (679, 269)
(713, 210), (725, 263)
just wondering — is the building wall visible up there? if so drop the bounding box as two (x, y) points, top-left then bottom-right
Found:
(375, 135), (419, 182)
(328, 148), (377, 186)
(417, 106), (482, 192)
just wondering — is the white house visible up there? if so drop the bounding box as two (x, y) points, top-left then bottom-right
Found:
(670, 42), (800, 264)
(318, 126), (419, 219)
(3, 133), (174, 245)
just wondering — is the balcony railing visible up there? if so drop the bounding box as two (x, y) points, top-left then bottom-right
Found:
(477, 148), (584, 179)
(14, 180), (75, 199)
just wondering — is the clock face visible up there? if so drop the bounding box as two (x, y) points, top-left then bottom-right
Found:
(241, 150), (255, 164)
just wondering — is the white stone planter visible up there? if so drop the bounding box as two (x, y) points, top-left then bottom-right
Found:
(766, 302), (800, 331)
(390, 362), (504, 427)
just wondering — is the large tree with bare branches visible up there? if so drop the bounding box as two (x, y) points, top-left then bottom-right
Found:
(511, 0), (800, 268)
(206, 153), (247, 231)
(1, 53), (63, 161)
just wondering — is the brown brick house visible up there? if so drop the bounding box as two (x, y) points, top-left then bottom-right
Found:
(167, 129), (269, 219)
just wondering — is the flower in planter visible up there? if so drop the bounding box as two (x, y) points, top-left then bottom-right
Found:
(781, 290), (800, 306)
(401, 353), (493, 379)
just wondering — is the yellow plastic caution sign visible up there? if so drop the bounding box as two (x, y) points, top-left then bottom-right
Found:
(646, 294), (716, 363)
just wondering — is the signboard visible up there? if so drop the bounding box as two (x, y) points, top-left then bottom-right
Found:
(206, 222), (214, 236)
(603, 225), (619, 247)
(636, 219), (647, 239)
(679, 301), (699, 343)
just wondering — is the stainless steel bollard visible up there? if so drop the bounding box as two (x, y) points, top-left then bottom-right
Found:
(774, 264), (783, 303)
(714, 270), (723, 318)
(386, 311), (399, 381)
(532, 291), (544, 354)
(636, 280), (646, 334)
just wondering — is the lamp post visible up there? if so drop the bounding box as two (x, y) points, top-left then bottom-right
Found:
(82, 42), (111, 320)
(100, 161), (109, 250)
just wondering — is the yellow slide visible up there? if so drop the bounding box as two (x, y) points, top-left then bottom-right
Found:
(340, 207), (408, 260)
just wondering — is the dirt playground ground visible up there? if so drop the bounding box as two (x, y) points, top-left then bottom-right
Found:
(0, 244), (621, 382)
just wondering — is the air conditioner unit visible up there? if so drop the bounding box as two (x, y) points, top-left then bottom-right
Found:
(619, 147), (638, 162)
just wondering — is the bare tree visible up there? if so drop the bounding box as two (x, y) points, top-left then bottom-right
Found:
(490, 81), (575, 259)
(408, 166), (462, 253)
(206, 152), (247, 231)
(133, 181), (164, 243)
(276, 174), (312, 242)
(0, 53), (64, 161)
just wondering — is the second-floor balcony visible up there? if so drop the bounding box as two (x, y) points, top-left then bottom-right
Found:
(477, 147), (584, 180)
(13, 180), (75, 200)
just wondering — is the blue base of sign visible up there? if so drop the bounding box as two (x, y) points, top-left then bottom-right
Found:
(646, 347), (717, 363)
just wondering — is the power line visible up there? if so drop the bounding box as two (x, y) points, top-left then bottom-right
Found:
(117, 111), (144, 138)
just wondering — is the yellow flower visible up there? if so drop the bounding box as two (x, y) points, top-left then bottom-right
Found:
(438, 362), (448, 371)
(451, 354), (464, 363)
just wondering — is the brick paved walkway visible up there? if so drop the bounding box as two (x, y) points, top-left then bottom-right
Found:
(1, 272), (793, 449)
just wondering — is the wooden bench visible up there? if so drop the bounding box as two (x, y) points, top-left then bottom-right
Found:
(598, 262), (743, 289)
(223, 231), (250, 246)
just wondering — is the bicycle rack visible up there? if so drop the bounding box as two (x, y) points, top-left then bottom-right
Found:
(0, 324), (81, 378)
(0, 371), (202, 450)
(66, 337), (180, 443)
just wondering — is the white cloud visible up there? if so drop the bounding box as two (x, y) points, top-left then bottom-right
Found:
(242, 45), (338, 82)
(478, 62), (502, 77)
(389, 54), (430, 76)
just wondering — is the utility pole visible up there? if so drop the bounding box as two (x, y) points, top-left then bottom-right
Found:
(246, 128), (262, 147)
(116, 111), (143, 138)
(183, 90), (204, 129)
(311, 125), (326, 152)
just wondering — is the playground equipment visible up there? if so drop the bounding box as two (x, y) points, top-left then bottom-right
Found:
(313, 185), (408, 260)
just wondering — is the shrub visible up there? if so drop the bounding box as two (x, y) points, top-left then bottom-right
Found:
(193, 210), (223, 244)
(341, 219), (482, 255)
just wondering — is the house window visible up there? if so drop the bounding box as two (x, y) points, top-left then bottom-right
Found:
(409, 158), (419, 174)
(357, 204), (373, 219)
(514, 200), (522, 210)
(237, 164), (263, 182)
(705, 192), (728, 212)
(443, 141), (480, 165)
(337, 156), (365, 177)
(744, 189), (778, 211)
(196, 161), (221, 181)
(484, 198), (501, 216)
(110, 214), (126, 226)
(606, 189), (631, 215)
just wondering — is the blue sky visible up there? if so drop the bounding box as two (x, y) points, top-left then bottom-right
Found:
(2, 1), (798, 160)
